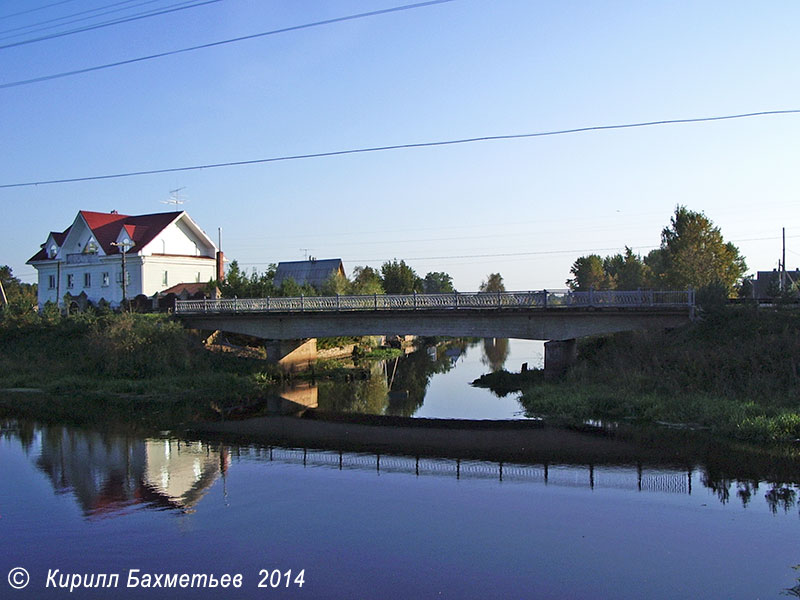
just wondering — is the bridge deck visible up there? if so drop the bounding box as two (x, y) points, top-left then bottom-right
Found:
(175, 289), (694, 315)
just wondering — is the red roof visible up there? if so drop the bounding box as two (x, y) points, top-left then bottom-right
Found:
(80, 210), (181, 255)
(160, 282), (210, 296)
(28, 211), (183, 262)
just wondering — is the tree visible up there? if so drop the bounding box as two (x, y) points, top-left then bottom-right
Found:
(566, 256), (611, 291)
(0, 266), (38, 323)
(218, 260), (277, 298)
(656, 206), (747, 295)
(479, 273), (505, 292)
(321, 272), (350, 296)
(603, 247), (649, 290)
(380, 260), (422, 294)
(350, 266), (384, 295)
(422, 271), (454, 294)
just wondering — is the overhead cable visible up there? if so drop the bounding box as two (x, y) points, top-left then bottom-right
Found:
(1, 109), (798, 190)
(0, 0), (457, 88)
(0, 0), (221, 50)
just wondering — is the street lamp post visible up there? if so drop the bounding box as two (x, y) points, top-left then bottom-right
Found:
(110, 239), (134, 307)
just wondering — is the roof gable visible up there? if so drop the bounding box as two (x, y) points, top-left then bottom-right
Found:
(80, 210), (182, 255)
(29, 210), (214, 264)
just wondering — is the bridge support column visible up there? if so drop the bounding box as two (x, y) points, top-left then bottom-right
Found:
(544, 339), (577, 378)
(265, 338), (317, 371)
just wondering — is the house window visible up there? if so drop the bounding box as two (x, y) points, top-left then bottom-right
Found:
(116, 271), (130, 285)
(102, 272), (109, 287)
(67, 274), (74, 289)
(48, 275), (56, 289)
(162, 271), (168, 286)
(195, 272), (201, 283)
(84, 273), (91, 288)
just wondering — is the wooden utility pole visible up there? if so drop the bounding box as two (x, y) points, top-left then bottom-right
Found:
(782, 227), (786, 292)
(0, 278), (7, 306)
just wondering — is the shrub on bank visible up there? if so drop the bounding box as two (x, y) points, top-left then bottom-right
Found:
(518, 306), (800, 442)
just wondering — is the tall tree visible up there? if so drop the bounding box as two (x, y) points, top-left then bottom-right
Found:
(321, 272), (350, 296)
(422, 271), (455, 293)
(479, 273), (506, 292)
(566, 255), (612, 291)
(656, 206), (747, 294)
(603, 247), (649, 290)
(381, 260), (422, 294)
(350, 266), (384, 295)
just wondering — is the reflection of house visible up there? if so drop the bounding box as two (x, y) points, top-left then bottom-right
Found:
(274, 258), (344, 289)
(35, 426), (227, 517)
(27, 210), (220, 308)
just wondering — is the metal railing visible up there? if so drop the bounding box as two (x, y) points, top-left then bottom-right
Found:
(175, 289), (694, 315)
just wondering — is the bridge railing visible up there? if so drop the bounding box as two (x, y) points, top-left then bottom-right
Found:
(175, 289), (694, 315)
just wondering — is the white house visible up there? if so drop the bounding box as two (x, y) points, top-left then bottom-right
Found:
(28, 210), (220, 309)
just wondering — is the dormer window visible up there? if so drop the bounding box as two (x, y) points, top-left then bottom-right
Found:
(84, 240), (98, 254)
(48, 244), (57, 259)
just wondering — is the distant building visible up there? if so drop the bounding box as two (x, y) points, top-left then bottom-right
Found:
(27, 210), (220, 309)
(274, 258), (345, 290)
(751, 269), (799, 299)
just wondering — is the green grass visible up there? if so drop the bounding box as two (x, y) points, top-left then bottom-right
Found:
(515, 305), (800, 443)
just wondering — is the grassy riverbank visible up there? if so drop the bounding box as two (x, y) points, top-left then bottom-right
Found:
(478, 306), (800, 443)
(0, 312), (278, 402)
(0, 311), (409, 426)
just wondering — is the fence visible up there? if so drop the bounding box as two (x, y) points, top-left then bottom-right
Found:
(175, 289), (694, 315)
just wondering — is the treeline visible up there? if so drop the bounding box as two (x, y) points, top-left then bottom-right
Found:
(0, 266), (38, 323)
(220, 259), (505, 298)
(567, 206), (747, 295)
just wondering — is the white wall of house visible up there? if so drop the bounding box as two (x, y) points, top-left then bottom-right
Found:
(143, 219), (215, 258)
(37, 256), (135, 307)
(141, 256), (216, 296)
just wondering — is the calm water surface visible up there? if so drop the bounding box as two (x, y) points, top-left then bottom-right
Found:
(1, 340), (799, 598)
(316, 338), (543, 419)
(1, 418), (799, 599)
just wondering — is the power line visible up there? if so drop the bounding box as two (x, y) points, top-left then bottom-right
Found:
(1, 109), (798, 190)
(0, 0), (458, 89)
(0, 0), (80, 22)
(0, 0), (221, 50)
(236, 235), (800, 266)
(0, 0), (150, 39)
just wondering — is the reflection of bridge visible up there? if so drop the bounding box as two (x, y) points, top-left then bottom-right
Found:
(176, 289), (694, 373)
(245, 446), (693, 495)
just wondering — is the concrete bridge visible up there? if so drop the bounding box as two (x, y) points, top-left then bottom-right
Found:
(176, 289), (694, 374)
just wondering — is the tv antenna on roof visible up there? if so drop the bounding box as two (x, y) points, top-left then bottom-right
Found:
(162, 187), (187, 207)
(300, 248), (313, 260)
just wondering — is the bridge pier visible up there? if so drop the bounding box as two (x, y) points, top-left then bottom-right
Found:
(265, 338), (317, 371)
(544, 339), (577, 378)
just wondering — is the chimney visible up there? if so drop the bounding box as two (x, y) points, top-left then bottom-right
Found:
(216, 251), (225, 282)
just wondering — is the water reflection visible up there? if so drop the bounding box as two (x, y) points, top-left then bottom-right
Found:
(315, 340), (475, 417)
(30, 425), (228, 517)
(3, 420), (800, 520)
(481, 337), (509, 372)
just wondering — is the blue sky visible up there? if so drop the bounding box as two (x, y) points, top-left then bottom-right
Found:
(2, 0), (799, 290)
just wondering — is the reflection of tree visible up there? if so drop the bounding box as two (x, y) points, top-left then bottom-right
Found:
(784, 566), (800, 598)
(736, 481), (759, 508)
(2, 419), (36, 454)
(702, 474), (732, 504)
(386, 343), (460, 417)
(765, 484), (797, 514)
(317, 362), (389, 415)
(481, 338), (509, 372)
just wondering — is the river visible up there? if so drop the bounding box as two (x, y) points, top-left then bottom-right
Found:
(0, 339), (798, 599)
